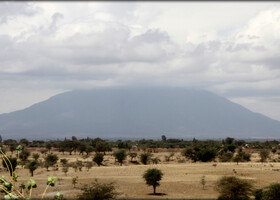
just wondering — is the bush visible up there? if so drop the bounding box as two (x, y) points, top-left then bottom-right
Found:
(60, 158), (68, 166)
(259, 150), (270, 163)
(262, 183), (280, 200)
(219, 152), (234, 162)
(77, 180), (118, 200)
(197, 147), (217, 162)
(182, 146), (217, 162)
(216, 176), (253, 200)
(143, 168), (163, 194)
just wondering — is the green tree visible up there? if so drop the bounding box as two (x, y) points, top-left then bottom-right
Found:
(113, 150), (127, 166)
(77, 180), (118, 200)
(45, 143), (52, 152)
(93, 153), (104, 166)
(26, 160), (39, 176)
(143, 168), (163, 194)
(128, 152), (137, 161)
(19, 138), (30, 147)
(44, 154), (58, 171)
(216, 176), (253, 200)
(85, 146), (94, 155)
(19, 149), (30, 162)
(95, 140), (111, 154)
(9, 144), (17, 155)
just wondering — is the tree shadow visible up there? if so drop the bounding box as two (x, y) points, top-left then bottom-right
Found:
(148, 193), (167, 196)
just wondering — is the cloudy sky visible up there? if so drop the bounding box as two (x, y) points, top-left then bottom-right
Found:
(1, 2), (280, 121)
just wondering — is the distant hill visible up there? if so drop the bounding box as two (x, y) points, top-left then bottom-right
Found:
(0, 87), (280, 140)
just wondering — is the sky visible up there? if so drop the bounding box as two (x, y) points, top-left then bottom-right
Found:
(1, 2), (280, 121)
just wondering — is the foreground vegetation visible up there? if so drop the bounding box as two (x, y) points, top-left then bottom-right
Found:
(1, 135), (280, 199)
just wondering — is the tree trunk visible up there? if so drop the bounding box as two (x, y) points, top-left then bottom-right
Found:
(153, 185), (156, 194)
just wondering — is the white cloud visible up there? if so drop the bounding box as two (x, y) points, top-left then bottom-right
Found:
(1, 2), (280, 120)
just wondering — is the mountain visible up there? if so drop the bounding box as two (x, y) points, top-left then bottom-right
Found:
(0, 87), (280, 140)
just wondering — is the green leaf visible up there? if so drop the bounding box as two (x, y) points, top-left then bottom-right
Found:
(47, 176), (57, 187)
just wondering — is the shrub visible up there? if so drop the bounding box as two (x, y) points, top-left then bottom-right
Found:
(77, 180), (118, 200)
(201, 176), (206, 190)
(62, 166), (69, 175)
(219, 152), (234, 162)
(262, 183), (280, 200)
(259, 150), (270, 163)
(140, 153), (152, 165)
(216, 176), (253, 200)
(72, 176), (78, 188)
(197, 147), (217, 162)
(32, 153), (40, 161)
(143, 168), (163, 194)
(60, 158), (68, 166)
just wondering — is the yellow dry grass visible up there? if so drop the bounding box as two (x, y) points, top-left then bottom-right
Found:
(1, 150), (280, 199)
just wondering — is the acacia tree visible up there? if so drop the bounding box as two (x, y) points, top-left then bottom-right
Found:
(93, 153), (104, 166)
(113, 150), (127, 166)
(26, 160), (39, 176)
(128, 152), (137, 162)
(143, 168), (163, 194)
(44, 154), (58, 171)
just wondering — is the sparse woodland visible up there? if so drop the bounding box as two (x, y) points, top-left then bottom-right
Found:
(1, 136), (280, 199)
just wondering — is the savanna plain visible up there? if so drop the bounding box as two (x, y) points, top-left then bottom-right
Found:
(1, 142), (280, 199)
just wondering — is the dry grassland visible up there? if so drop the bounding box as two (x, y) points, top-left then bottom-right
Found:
(1, 149), (280, 199)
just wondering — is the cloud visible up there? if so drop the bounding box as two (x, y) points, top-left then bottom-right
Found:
(1, 2), (280, 120)
(0, 2), (39, 23)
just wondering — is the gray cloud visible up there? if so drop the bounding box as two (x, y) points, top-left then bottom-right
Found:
(0, 2), (39, 23)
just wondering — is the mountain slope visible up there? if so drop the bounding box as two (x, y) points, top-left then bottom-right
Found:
(0, 87), (279, 139)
